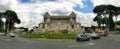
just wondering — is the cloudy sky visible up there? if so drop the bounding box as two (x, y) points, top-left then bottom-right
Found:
(0, 0), (120, 29)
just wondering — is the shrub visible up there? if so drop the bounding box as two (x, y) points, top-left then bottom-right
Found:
(20, 33), (77, 39)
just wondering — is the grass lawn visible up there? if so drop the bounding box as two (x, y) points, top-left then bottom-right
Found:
(20, 33), (77, 39)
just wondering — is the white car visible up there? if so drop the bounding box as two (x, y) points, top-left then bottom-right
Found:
(91, 32), (100, 39)
(9, 33), (15, 37)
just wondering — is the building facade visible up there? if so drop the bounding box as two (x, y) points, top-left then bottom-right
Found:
(33, 12), (84, 33)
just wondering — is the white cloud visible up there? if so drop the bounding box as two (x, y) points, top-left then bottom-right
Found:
(57, 0), (84, 7)
(75, 11), (97, 27)
(91, 0), (120, 6)
(0, 0), (99, 29)
(0, 0), (10, 12)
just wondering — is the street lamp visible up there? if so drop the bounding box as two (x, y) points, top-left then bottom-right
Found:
(2, 18), (6, 35)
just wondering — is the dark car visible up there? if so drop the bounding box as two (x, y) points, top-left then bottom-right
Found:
(76, 34), (90, 42)
(99, 30), (108, 36)
(91, 32), (101, 39)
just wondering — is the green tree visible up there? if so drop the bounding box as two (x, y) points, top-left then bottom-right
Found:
(3, 10), (21, 34)
(115, 20), (120, 32)
(93, 4), (120, 31)
(93, 15), (102, 28)
(0, 12), (4, 32)
(115, 20), (120, 25)
(93, 15), (107, 29)
(107, 5), (120, 30)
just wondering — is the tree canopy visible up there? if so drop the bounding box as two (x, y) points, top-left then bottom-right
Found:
(0, 10), (21, 33)
(93, 4), (120, 31)
(115, 20), (120, 25)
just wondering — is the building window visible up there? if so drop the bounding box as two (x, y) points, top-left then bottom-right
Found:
(43, 25), (45, 29)
(35, 27), (38, 28)
(71, 25), (74, 29)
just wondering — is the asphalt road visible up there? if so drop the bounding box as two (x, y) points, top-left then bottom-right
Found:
(0, 35), (120, 49)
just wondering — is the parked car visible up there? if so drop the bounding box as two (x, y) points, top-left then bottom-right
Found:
(91, 32), (100, 39)
(99, 30), (108, 36)
(9, 33), (15, 37)
(76, 34), (90, 42)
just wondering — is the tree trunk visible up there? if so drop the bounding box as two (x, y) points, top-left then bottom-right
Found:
(109, 14), (115, 31)
(115, 16), (117, 31)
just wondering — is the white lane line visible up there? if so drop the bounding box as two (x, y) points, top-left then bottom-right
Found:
(87, 43), (95, 45)
(68, 42), (95, 47)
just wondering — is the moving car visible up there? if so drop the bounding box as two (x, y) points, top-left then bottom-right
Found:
(9, 33), (15, 37)
(76, 34), (90, 42)
(99, 30), (108, 36)
(91, 32), (100, 39)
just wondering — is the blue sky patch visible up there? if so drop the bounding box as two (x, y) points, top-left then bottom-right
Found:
(41, 0), (56, 2)
(74, 0), (94, 13)
(20, 0), (31, 3)
(20, 0), (94, 13)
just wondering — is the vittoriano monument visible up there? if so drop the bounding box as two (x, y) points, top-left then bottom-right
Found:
(33, 12), (84, 33)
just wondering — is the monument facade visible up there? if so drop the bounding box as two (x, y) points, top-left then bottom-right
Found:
(33, 12), (84, 33)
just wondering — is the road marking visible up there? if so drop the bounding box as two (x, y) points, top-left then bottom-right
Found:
(88, 43), (95, 45)
(68, 42), (95, 47)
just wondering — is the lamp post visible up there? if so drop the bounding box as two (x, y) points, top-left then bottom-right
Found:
(2, 18), (6, 36)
